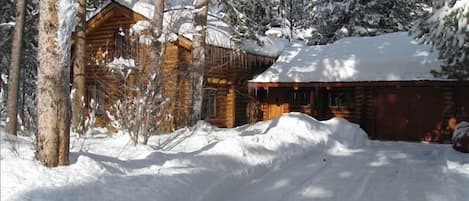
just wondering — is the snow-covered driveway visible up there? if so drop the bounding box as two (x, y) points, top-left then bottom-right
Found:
(2, 113), (469, 201)
(217, 142), (469, 201)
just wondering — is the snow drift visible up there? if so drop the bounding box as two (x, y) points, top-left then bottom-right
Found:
(2, 113), (469, 201)
(1, 113), (366, 201)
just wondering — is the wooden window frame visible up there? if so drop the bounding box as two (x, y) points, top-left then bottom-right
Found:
(88, 83), (105, 115)
(202, 87), (217, 119)
(289, 90), (310, 107)
(328, 89), (354, 109)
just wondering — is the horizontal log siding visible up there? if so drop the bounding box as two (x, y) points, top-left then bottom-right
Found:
(363, 88), (377, 139)
(353, 87), (365, 124)
(454, 86), (469, 122)
(85, 2), (278, 130)
(85, 9), (144, 128)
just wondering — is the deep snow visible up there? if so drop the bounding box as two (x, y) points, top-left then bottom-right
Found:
(251, 32), (445, 83)
(1, 113), (469, 201)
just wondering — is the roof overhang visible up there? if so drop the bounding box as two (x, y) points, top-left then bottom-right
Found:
(247, 80), (469, 88)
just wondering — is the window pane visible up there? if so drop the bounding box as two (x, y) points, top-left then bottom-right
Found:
(290, 90), (309, 106)
(202, 88), (217, 118)
(328, 90), (354, 109)
(96, 83), (105, 114)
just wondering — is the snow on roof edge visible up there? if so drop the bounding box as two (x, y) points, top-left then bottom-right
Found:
(250, 32), (453, 83)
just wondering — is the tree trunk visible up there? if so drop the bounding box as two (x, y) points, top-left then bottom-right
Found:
(153, 0), (164, 39)
(36, 0), (71, 167)
(5, 0), (26, 136)
(71, 0), (87, 135)
(190, 0), (208, 125)
(150, 0), (164, 72)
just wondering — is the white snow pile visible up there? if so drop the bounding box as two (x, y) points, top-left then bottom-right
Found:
(106, 57), (137, 69)
(453, 121), (469, 143)
(251, 32), (446, 83)
(242, 36), (290, 58)
(2, 112), (469, 201)
(129, 20), (154, 45)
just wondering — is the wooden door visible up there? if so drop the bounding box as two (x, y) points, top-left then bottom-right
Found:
(375, 88), (444, 141)
(268, 103), (284, 119)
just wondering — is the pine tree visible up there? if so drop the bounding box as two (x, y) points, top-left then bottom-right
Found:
(306, 0), (427, 44)
(219, 0), (427, 44)
(411, 0), (469, 79)
(218, 0), (278, 43)
(1, 0), (38, 134)
(286, 0), (310, 30)
(6, 0), (26, 135)
(71, 0), (87, 135)
(36, 0), (75, 167)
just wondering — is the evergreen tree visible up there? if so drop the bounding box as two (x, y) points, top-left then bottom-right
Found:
(6, 0), (26, 135)
(306, 0), (427, 44)
(218, 0), (428, 44)
(218, 0), (279, 43)
(286, 0), (310, 30)
(1, 0), (38, 134)
(36, 0), (75, 167)
(71, 0), (87, 135)
(411, 0), (469, 80)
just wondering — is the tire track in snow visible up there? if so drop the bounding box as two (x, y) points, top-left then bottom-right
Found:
(197, 148), (330, 201)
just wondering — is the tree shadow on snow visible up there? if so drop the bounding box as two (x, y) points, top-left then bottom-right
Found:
(16, 128), (469, 201)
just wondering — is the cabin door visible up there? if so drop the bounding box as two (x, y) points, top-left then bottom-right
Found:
(268, 100), (284, 119)
(374, 88), (444, 141)
(267, 90), (286, 119)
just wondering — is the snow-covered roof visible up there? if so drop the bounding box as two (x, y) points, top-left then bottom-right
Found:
(86, 0), (287, 57)
(250, 32), (447, 83)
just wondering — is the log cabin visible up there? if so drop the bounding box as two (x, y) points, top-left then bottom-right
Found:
(248, 32), (469, 143)
(81, 1), (281, 130)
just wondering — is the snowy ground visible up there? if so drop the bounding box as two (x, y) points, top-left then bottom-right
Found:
(1, 113), (469, 201)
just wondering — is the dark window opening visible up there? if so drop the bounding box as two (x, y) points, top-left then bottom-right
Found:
(88, 83), (105, 115)
(328, 90), (354, 109)
(202, 88), (217, 119)
(289, 90), (310, 106)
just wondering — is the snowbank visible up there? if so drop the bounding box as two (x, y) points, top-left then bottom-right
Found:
(453, 121), (469, 140)
(452, 121), (469, 152)
(1, 113), (366, 201)
(2, 113), (469, 201)
(250, 32), (445, 83)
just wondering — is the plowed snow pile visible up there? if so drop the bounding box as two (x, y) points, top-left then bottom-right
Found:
(1, 113), (468, 201)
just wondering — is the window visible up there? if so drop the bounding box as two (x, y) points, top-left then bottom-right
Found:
(289, 90), (310, 106)
(328, 90), (354, 109)
(88, 83), (105, 115)
(202, 88), (217, 119)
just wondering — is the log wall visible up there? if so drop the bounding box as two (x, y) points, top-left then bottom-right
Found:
(254, 84), (469, 142)
(84, 2), (277, 130)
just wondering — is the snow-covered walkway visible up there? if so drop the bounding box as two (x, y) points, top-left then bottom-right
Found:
(218, 142), (469, 201)
(1, 113), (468, 201)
